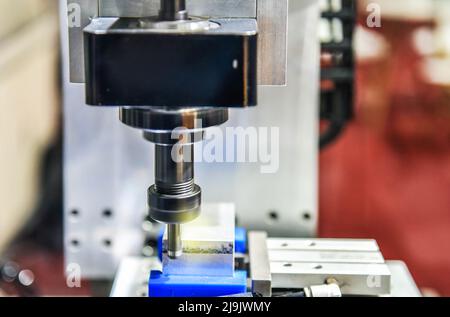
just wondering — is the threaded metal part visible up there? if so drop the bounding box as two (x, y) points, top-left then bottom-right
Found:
(155, 179), (195, 196)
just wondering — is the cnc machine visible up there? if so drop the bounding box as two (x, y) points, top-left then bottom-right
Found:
(61, 0), (420, 297)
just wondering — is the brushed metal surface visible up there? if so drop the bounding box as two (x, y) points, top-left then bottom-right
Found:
(248, 232), (272, 297)
(66, 0), (98, 83)
(271, 262), (391, 296)
(257, 0), (288, 85)
(268, 238), (391, 296)
(267, 238), (380, 252)
(269, 250), (386, 264)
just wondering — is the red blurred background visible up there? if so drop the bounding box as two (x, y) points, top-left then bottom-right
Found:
(320, 2), (450, 296)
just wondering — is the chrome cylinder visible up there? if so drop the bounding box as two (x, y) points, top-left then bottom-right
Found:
(167, 224), (183, 259)
(159, 0), (188, 21)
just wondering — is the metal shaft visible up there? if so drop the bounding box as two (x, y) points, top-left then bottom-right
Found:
(154, 143), (196, 259)
(167, 224), (183, 259)
(159, 0), (188, 21)
(122, 108), (228, 261)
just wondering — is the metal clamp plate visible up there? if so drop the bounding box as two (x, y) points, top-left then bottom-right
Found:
(267, 238), (392, 296)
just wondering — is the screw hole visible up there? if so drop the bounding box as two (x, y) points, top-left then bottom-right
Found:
(314, 265), (323, 270)
(103, 239), (112, 248)
(284, 263), (293, 267)
(281, 243), (289, 247)
(102, 209), (113, 218)
(70, 209), (80, 217)
(268, 210), (279, 222)
(69, 239), (81, 251)
(71, 240), (79, 246)
(302, 212), (312, 221)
